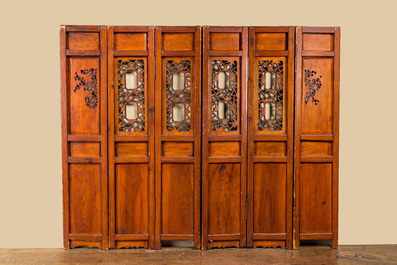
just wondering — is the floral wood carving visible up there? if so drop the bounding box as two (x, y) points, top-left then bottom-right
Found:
(117, 59), (145, 132)
(304, 70), (322, 105)
(74, 68), (98, 109)
(257, 60), (284, 131)
(211, 60), (238, 132)
(165, 60), (192, 132)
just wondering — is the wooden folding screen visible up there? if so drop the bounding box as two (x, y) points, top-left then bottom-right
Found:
(60, 25), (108, 249)
(247, 27), (294, 249)
(294, 27), (340, 248)
(108, 26), (155, 249)
(202, 26), (248, 249)
(154, 26), (201, 249)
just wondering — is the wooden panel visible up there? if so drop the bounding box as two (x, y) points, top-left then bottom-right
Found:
(254, 142), (286, 156)
(68, 32), (99, 50)
(161, 164), (194, 235)
(294, 27), (339, 249)
(256, 33), (287, 50)
(208, 164), (240, 235)
(210, 33), (240, 51)
(202, 26), (248, 249)
(300, 163), (332, 233)
(69, 58), (100, 135)
(61, 25), (107, 249)
(163, 33), (195, 51)
(209, 142), (240, 157)
(248, 27), (294, 249)
(114, 33), (147, 50)
(108, 26), (155, 249)
(116, 142), (147, 157)
(253, 163), (286, 233)
(301, 58), (333, 134)
(303, 34), (333, 51)
(162, 142), (193, 157)
(69, 164), (101, 234)
(301, 142), (332, 156)
(115, 164), (149, 234)
(70, 142), (100, 157)
(155, 27), (201, 249)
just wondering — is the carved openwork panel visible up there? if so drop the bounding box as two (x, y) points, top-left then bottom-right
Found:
(257, 59), (284, 132)
(164, 59), (192, 132)
(211, 59), (239, 132)
(304, 69), (322, 105)
(117, 59), (146, 133)
(74, 68), (98, 109)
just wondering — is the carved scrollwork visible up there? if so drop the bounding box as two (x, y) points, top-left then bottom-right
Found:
(211, 60), (238, 132)
(257, 60), (283, 131)
(117, 59), (145, 132)
(304, 69), (322, 105)
(74, 68), (98, 109)
(165, 60), (192, 132)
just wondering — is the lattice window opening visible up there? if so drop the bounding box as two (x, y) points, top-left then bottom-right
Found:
(211, 60), (239, 132)
(117, 59), (145, 132)
(165, 60), (192, 132)
(257, 60), (284, 131)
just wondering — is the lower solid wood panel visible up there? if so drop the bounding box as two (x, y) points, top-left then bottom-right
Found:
(208, 164), (240, 235)
(161, 164), (194, 236)
(115, 164), (149, 235)
(253, 163), (286, 234)
(300, 163), (332, 234)
(69, 164), (102, 234)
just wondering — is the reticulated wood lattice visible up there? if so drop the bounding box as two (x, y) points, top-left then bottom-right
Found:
(304, 69), (322, 105)
(211, 60), (238, 132)
(165, 60), (191, 132)
(117, 59), (145, 132)
(74, 68), (98, 109)
(257, 60), (284, 131)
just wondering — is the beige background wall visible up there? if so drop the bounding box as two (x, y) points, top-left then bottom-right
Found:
(0, 0), (396, 248)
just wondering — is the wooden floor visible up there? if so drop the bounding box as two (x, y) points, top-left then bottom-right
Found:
(0, 245), (396, 264)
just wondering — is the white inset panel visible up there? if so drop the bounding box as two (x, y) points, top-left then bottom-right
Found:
(126, 102), (138, 120)
(126, 71), (137, 89)
(173, 103), (184, 121)
(173, 72), (185, 91)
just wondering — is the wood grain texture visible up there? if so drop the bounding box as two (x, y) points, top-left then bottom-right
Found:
(108, 26), (155, 249)
(202, 26), (248, 250)
(61, 25), (107, 249)
(115, 164), (149, 235)
(3, 246), (397, 264)
(248, 27), (294, 249)
(161, 164), (194, 235)
(294, 27), (339, 249)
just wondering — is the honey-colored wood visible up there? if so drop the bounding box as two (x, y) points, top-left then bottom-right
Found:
(3, 246), (397, 264)
(61, 25), (108, 249)
(69, 142), (100, 157)
(294, 27), (340, 249)
(108, 26), (155, 249)
(209, 142), (240, 157)
(202, 26), (248, 250)
(248, 27), (294, 249)
(155, 26), (201, 249)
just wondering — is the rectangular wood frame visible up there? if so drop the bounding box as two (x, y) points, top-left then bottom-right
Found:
(61, 25), (108, 249)
(154, 26), (202, 249)
(201, 26), (248, 250)
(60, 25), (340, 250)
(293, 26), (340, 249)
(108, 26), (155, 249)
(247, 27), (294, 249)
